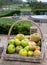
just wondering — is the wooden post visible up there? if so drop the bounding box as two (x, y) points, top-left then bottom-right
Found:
(30, 26), (37, 34)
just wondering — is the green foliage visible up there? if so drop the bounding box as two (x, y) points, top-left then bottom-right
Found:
(0, 10), (21, 17)
(29, 2), (47, 9)
(0, 18), (32, 35)
(36, 40), (41, 47)
(0, 18), (15, 34)
(5, 4), (22, 9)
(33, 9), (47, 15)
(20, 7), (31, 12)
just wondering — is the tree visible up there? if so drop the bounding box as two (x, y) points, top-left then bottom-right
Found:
(29, 2), (47, 9)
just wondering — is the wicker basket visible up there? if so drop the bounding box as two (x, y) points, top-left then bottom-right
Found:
(2, 19), (45, 63)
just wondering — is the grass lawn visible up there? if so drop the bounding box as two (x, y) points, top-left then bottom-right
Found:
(3, 4), (31, 11)
(3, 4), (29, 8)
(5, 4), (23, 9)
(7, 4), (19, 9)
(9, 4), (31, 12)
(20, 7), (31, 12)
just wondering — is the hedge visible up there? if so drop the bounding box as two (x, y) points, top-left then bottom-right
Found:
(33, 9), (47, 15)
(0, 18), (32, 35)
(0, 10), (21, 17)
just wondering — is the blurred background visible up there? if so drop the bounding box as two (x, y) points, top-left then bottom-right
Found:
(0, 0), (47, 34)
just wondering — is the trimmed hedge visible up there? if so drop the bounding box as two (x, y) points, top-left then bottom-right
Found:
(0, 10), (21, 17)
(0, 18), (32, 35)
(33, 9), (47, 15)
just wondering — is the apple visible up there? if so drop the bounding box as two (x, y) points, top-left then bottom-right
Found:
(28, 51), (33, 56)
(28, 41), (36, 46)
(24, 46), (30, 51)
(15, 46), (23, 53)
(30, 33), (41, 42)
(21, 39), (29, 47)
(25, 35), (30, 40)
(15, 39), (21, 46)
(19, 49), (27, 56)
(7, 44), (15, 54)
(16, 34), (24, 41)
(33, 50), (41, 57)
(8, 39), (15, 45)
(35, 46), (40, 50)
(29, 45), (36, 51)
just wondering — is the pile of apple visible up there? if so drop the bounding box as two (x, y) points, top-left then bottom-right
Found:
(7, 33), (42, 57)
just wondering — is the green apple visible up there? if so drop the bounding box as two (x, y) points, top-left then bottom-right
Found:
(29, 45), (35, 51)
(8, 39), (15, 45)
(7, 44), (15, 54)
(28, 51), (33, 56)
(21, 39), (29, 47)
(15, 39), (21, 46)
(19, 49), (27, 56)
(24, 46), (30, 51)
(15, 46), (23, 53)
(16, 34), (24, 41)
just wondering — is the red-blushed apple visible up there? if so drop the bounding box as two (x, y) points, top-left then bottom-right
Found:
(27, 51), (33, 56)
(16, 34), (24, 41)
(19, 49), (27, 56)
(7, 44), (15, 54)
(28, 41), (36, 46)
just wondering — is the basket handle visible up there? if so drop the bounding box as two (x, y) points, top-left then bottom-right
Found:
(8, 19), (43, 40)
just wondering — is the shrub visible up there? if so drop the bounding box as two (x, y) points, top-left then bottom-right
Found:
(0, 10), (21, 17)
(33, 9), (47, 15)
(0, 18), (32, 35)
